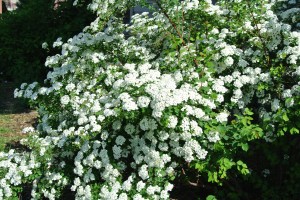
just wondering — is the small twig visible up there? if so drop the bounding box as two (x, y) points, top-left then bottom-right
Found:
(245, 1), (271, 67)
(181, 5), (185, 39)
(181, 166), (199, 187)
(155, 0), (186, 46)
(155, 0), (200, 69)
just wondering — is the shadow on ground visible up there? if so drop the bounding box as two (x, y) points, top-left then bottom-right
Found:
(0, 81), (32, 114)
(0, 81), (38, 151)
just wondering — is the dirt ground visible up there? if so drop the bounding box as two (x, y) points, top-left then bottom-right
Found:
(0, 81), (37, 150)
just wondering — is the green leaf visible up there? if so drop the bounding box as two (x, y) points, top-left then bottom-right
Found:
(241, 143), (249, 151)
(206, 195), (217, 200)
(236, 160), (249, 175)
(206, 61), (214, 68)
(244, 108), (254, 115)
(290, 127), (299, 134)
(208, 171), (219, 183)
(282, 113), (289, 122)
(195, 163), (205, 171)
(236, 160), (244, 166)
(222, 158), (235, 168)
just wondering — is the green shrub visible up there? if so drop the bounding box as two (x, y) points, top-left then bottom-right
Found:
(0, 0), (95, 84)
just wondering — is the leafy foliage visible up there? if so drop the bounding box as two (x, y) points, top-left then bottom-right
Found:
(0, 0), (95, 83)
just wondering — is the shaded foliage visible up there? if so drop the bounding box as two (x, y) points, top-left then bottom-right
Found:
(0, 0), (95, 83)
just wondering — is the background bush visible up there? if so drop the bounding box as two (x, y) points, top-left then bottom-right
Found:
(0, 0), (95, 84)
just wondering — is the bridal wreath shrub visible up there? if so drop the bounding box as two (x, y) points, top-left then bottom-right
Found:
(1, 0), (300, 199)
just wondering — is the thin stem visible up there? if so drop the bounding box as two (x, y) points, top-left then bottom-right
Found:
(155, 0), (186, 46)
(246, 1), (271, 67)
(154, 0), (200, 68)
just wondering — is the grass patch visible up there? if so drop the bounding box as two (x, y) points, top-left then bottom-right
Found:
(0, 82), (38, 151)
(0, 113), (37, 151)
(0, 114), (21, 150)
(0, 126), (13, 133)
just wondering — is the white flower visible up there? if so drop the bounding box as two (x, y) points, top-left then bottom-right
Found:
(136, 181), (146, 192)
(138, 63), (151, 74)
(233, 80), (243, 88)
(216, 94), (224, 103)
(53, 82), (62, 90)
(224, 56), (234, 66)
(65, 83), (75, 91)
(137, 96), (151, 108)
(113, 79), (125, 89)
(195, 148), (208, 159)
(77, 116), (88, 125)
(160, 190), (169, 199)
(115, 136), (126, 145)
(61, 95), (70, 105)
(244, 21), (253, 30)
(112, 120), (122, 130)
(118, 193), (128, 200)
(158, 142), (169, 151)
(140, 117), (157, 131)
(123, 63), (136, 71)
(282, 89), (292, 98)
(167, 115), (178, 128)
(74, 177), (80, 187)
(133, 194), (145, 200)
(93, 160), (102, 169)
(146, 186), (156, 195)
(91, 52), (105, 64)
(216, 112), (229, 123)
(190, 120), (203, 136)
(180, 117), (190, 132)
(138, 165), (149, 180)
(238, 59), (249, 67)
(8, 1), (300, 199)
(122, 100), (138, 111)
(122, 176), (133, 191)
(207, 131), (220, 143)
(125, 124), (135, 134)
(182, 146), (194, 162)
(42, 42), (48, 49)
(173, 71), (183, 82)
(53, 37), (63, 47)
(113, 145), (122, 159)
(165, 182), (174, 191)
(22, 127), (35, 134)
(271, 98), (280, 111)
(262, 169), (270, 177)
(212, 79), (227, 93)
(221, 45), (235, 57)
(38, 87), (48, 95)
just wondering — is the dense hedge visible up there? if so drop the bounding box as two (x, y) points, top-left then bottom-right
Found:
(0, 0), (95, 83)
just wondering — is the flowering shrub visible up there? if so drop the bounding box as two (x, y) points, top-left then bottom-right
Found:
(1, 0), (300, 199)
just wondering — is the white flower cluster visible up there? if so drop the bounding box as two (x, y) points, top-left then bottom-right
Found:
(0, 150), (40, 199)
(2, 0), (300, 199)
(22, 126), (35, 134)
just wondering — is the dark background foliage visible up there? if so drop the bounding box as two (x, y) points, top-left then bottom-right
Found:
(0, 0), (95, 84)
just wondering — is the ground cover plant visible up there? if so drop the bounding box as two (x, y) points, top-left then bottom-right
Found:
(0, 0), (300, 199)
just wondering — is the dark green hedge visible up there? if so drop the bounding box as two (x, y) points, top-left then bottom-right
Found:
(0, 0), (95, 84)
